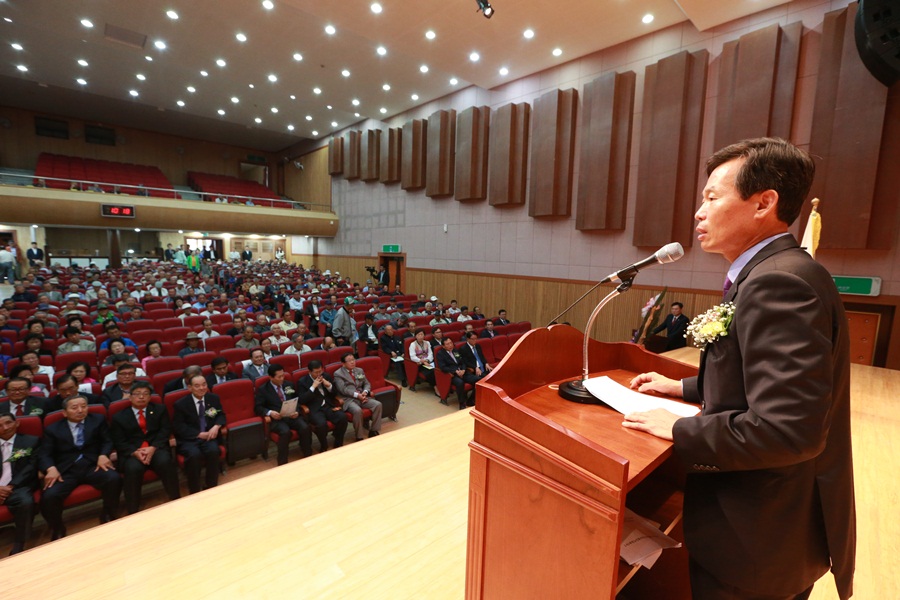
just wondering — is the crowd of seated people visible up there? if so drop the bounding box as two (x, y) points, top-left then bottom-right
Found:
(0, 255), (530, 555)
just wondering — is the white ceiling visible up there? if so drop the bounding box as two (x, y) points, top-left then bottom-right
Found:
(0, 0), (793, 153)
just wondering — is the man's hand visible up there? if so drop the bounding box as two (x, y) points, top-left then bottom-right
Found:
(629, 372), (683, 398)
(289, 411), (300, 419)
(622, 408), (681, 441)
(270, 411), (283, 420)
(300, 406), (309, 415)
(0, 485), (12, 502)
(455, 368), (465, 377)
(208, 425), (220, 439)
(44, 466), (63, 489)
(475, 367), (483, 377)
(96, 455), (113, 471)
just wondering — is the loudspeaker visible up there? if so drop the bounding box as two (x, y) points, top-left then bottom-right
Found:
(855, 0), (900, 86)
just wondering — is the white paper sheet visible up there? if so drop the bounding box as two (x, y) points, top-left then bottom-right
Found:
(620, 508), (682, 568)
(581, 376), (700, 417)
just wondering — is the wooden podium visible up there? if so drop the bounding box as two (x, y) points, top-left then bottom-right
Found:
(466, 325), (698, 599)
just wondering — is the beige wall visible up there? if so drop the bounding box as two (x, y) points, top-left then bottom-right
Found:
(283, 146), (331, 211)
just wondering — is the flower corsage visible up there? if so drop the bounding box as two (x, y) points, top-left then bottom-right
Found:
(6, 448), (33, 463)
(686, 302), (735, 349)
(205, 407), (219, 418)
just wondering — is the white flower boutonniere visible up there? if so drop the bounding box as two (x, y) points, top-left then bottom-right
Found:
(354, 372), (365, 381)
(686, 302), (735, 349)
(205, 407), (219, 418)
(29, 408), (43, 416)
(6, 448), (33, 463)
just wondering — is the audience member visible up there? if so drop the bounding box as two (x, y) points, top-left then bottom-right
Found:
(0, 412), (40, 555)
(407, 330), (436, 393)
(297, 360), (348, 451)
(172, 375), (225, 494)
(235, 326), (260, 349)
(333, 353), (382, 441)
(436, 337), (473, 410)
(242, 348), (269, 381)
(254, 364), (311, 464)
(179, 332), (205, 358)
(57, 326), (97, 354)
(205, 357), (237, 389)
(459, 331), (492, 383)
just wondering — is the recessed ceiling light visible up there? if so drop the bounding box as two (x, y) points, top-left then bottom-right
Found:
(268, 73), (278, 82)
(376, 46), (387, 56)
(76, 78), (87, 85)
(216, 58), (227, 67)
(552, 48), (563, 57)
(134, 228), (141, 233)
(145, 56), (153, 61)
(81, 19), (94, 28)
(420, 65), (429, 73)
(262, 0), (275, 9)
(293, 52), (303, 61)
(176, 100), (185, 107)
(129, 89), (139, 97)
(287, 124), (294, 131)
(271, 107), (278, 113)
(231, 96), (239, 103)
(379, 108), (387, 114)
(324, 24), (336, 35)
(351, 98), (360, 106)
(469, 52), (480, 62)
(312, 130), (318, 136)
(290, 95), (296, 100)
(236, 32), (247, 42)
(254, 117), (262, 124)
(642, 13), (654, 24)
(200, 70), (208, 77)
(411, 93), (419, 101)
(499, 67), (508, 76)
(354, 112), (360, 117)
(326, 105), (333, 109)
(16, 65), (27, 72)
(382, 83), (391, 91)
(154, 40), (167, 50)
(218, 109), (225, 115)
(178, 230), (184, 234)
(305, 115), (312, 121)
(10, 43), (23, 51)
(370, 3), (382, 13)
(248, 83), (255, 88)
(166, 10), (179, 20)
(523, 29), (534, 39)
(425, 30), (436, 40)
(4, 17), (12, 23)
(136, 73), (146, 81)
(77, 59), (89, 67)
(331, 121), (338, 127)
(313, 87), (321, 94)
(449, 77), (458, 85)
(186, 86), (196, 93)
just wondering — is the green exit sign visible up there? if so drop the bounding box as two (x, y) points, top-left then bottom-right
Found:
(382, 244), (401, 253)
(832, 276), (881, 296)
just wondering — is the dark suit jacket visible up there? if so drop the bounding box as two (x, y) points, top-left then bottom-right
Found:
(435, 347), (464, 375)
(254, 381), (299, 418)
(458, 342), (489, 373)
(4, 433), (40, 491)
(172, 393), (226, 443)
(45, 392), (103, 414)
(478, 329), (497, 339)
(38, 413), (113, 474)
(651, 313), (689, 349)
(101, 384), (134, 408)
(380, 333), (403, 356)
(0, 397), (46, 419)
(673, 235), (854, 598)
(162, 377), (189, 397)
(205, 372), (237, 390)
(296, 373), (341, 412)
(110, 403), (172, 456)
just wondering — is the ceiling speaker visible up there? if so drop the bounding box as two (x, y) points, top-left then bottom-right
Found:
(855, 0), (900, 86)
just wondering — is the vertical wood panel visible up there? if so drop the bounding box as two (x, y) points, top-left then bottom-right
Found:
(770, 21), (802, 139)
(455, 106), (490, 202)
(328, 136), (343, 176)
(576, 71), (635, 231)
(808, 4), (889, 249)
(868, 86), (900, 249)
(528, 88), (578, 218)
(633, 50), (708, 248)
(401, 119), (426, 191)
(360, 129), (381, 182)
(426, 109), (457, 198)
(380, 127), (401, 184)
(488, 103), (530, 207)
(285, 146), (331, 210)
(344, 130), (360, 180)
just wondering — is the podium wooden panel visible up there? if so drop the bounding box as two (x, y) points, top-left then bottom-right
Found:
(466, 325), (697, 599)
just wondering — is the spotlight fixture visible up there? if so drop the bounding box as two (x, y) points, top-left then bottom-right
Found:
(475, 0), (494, 19)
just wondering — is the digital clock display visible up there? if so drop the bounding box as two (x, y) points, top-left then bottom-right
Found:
(100, 204), (136, 218)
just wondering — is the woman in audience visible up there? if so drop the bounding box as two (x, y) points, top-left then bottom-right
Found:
(408, 329), (437, 393)
(0, 365), (50, 398)
(66, 315), (96, 341)
(141, 340), (164, 371)
(20, 350), (54, 378)
(66, 361), (98, 394)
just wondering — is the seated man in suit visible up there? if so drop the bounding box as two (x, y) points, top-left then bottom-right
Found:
(0, 377), (46, 419)
(458, 331), (493, 384)
(259, 337), (279, 362)
(297, 360), (348, 451)
(479, 320), (498, 339)
(379, 324), (406, 386)
(357, 314), (380, 353)
(242, 347), (269, 382)
(39, 394), (122, 539)
(254, 364), (311, 465)
(436, 337), (475, 409)
(0, 412), (40, 554)
(205, 357), (237, 389)
(46, 374), (102, 414)
(162, 365), (203, 397)
(333, 353), (383, 441)
(109, 381), (180, 514)
(100, 363), (138, 407)
(493, 309), (510, 326)
(172, 374), (225, 494)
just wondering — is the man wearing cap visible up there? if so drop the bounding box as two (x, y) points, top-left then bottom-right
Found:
(85, 280), (105, 302)
(92, 302), (119, 325)
(129, 282), (146, 300)
(179, 332), (205, 358)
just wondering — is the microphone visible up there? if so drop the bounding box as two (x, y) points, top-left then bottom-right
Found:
(600, 243), (684, 285)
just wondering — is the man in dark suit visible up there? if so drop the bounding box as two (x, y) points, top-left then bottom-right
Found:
(205, 357), (238, 389)
(376, 264), (389, 286)
(45, 375), (102, 413)
(0, 377), (46, 419)
(163, 365), (203, 397)
(651, 302), (690, 350)
(478, 320), (498, 339)
(241, 248), (252, 261)
(172, 374), (225, 494)
(110, 381), (180, 514)
(436, 337), (474, 410)
(625, 138), (854, 600)
(39, 395), (122, 539)
(379, 324), (406, 386)
(357, 314), (379, 353)
(458, 332), (492, 381)
(101, 363), (138, 407)
(26, 242), (43, 267)
(254, 364), (311, 464)
(0, 412), (40, 554)
(297, 360), (348, 451)
(493, 310), (510, 326)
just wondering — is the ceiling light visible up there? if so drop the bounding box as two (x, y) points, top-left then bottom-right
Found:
(186, 86), (196, 92)
(287, 124), (294, 131)
(354, 112), (360, 117)
(231, 96), (239, 103)
(81, 19), (94, 28)
(78, 59), (89, 67)
(324, 25), (336, 35)
(248, 83), (255, 88)
(326, 105), (333, 109)
(200, 70), (208, 77)
(217, 109), (225, 115)
(236, 32), (247, 42)
(166, 10), (179, 20)
(4, 18), (12, 23)
(178, 230), (184, 234)
(475, 1), (494, 18)
(293, 52), (303, 61)
(271, 107), (278, 113)
(136, 73), (146, 81)
(254, 117), (262, 124)
(449, 77), (458, 85)
(420, 65), (429, 73)
(313, 87), (321, 94)
(331, 121), (338, 127)
(10, 43), (22, 51)
(145, 56), (153, 61)
(341, 69), (350, 78)
(642, 13), (655, 24)
(499, 67), (508, 76)
(376, 46), (387, 56)
(216, 58), (227, 67)
(134, 228), (141, 233)
(351, 99), (360, 106)
(154, 40), (167, 50)
(552, 47), (563, 57)
(382, 83), (391, 91)
(370, 3), (382, 13)
(469, 52), (480, 62)
(267, 73), (277, 82)
(176, 100), (185, 107)
(524, 29), (534, 39)
(129, 89), (139, 97)
(379, 107), (387, 114)
(425, 30), (436, 40)
(312, 130), (318, 136)
(411, 93), (419, 100)
(262, 0), (275, 9)
(16, 65), (27, 72)
(76, 78), (87, 85)
(305, 115), (312, 121)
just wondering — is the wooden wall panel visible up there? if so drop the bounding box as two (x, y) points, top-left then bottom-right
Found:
(426, 109), (457, 198)
(713, 22), (801, 149)
(284, 146), (331, 211)
(488, 103), (530, 207)
(576, 71), (635, 231)
(328, 136), (344, 175)
(343, 130), (360, 180)
(401, 119), (426, 191)
(633, 50), (708, 248)
(380, 127), (401, 184)
(455, 106), (490, 202)
(807, 4), (893, 250)
(528, 89), (578, 218)
(360, 129), (381, 182)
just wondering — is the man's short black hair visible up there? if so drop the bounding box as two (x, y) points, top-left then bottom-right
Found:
(267, 363), (284, 377)
(211, 357), (229, 368)
(307, 360), (323, 371)
(671, 302), (684, 309)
